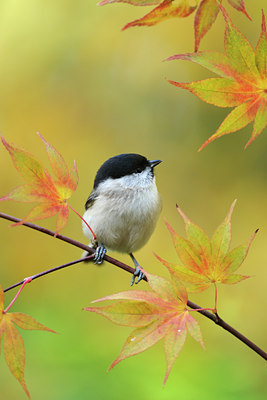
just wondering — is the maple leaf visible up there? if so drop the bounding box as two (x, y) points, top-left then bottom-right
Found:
(0, 284), (55, 398)
(155, 200), (257, 299)
(194, 0), (221, 52)
(98, 0), (161, 5)
(85, 270), (204, 384)
(98, 0), (251, 51)
(121, 0), (197, 31)
(167, 7), (267, 150)
(0, 134), (78, 234)
(194, 0), (251, 52)
(227, 0), (251, 20)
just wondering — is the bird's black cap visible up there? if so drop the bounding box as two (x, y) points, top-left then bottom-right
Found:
(93, 153), (161, 189)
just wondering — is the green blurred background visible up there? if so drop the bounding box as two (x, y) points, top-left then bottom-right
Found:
(0, 1), (266, 399)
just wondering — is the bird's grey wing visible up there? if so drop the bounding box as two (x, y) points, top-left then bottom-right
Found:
(85, 190), (98, 210)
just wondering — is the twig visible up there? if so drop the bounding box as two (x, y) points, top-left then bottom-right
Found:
(3, 255), (94, 293)
(0, 212), (266, 361)
(186, 301), (267, 360)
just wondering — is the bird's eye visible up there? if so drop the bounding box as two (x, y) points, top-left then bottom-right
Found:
(135, 168), (142, 173)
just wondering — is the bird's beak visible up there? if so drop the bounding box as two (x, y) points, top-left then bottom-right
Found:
(149, 159), (162, 168)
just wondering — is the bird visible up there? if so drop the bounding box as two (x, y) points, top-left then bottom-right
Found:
(82, 153), (162, 285)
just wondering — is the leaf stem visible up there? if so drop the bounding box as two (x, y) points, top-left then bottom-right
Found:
(67, 203), (97, 241)
(214, 282), (218, 312)
(0, 212), (266, 361)
(3, 277), (32, 313)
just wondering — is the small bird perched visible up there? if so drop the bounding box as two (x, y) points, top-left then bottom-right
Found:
(82, 153), (162, 285)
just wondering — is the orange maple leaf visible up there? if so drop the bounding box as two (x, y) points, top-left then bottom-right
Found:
(85, 270), (204, 384)
(155, 200), (257, 303)
(167, 7), (267, 150)
(0, 284), (55, 398)
(0, 134), (78, 234)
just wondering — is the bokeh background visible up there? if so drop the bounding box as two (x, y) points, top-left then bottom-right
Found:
(0, 1), (266, 399)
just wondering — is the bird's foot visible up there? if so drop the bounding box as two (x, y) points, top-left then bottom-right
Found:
(129, 253), (146, 286)
(130, 267), (145, 286)
(94, 244), (107, 264)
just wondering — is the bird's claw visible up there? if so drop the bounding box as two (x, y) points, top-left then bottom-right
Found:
(94, 244), (107, 264)
(130, 267), (145, 286)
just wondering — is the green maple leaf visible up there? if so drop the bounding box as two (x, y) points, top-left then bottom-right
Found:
(155, 200), (257, 294)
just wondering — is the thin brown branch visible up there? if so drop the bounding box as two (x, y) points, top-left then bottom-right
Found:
(1, 212), (266, 361)
(3, 255), (94, 293)
(0, 212), (136, 276)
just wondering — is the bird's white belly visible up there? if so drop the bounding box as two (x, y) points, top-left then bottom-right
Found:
(82, 187), (161, 254)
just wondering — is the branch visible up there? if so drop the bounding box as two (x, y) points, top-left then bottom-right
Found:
(0, 212), (136, 276)
(3, 255), (94, 293)
(1, 212), (266, 361)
